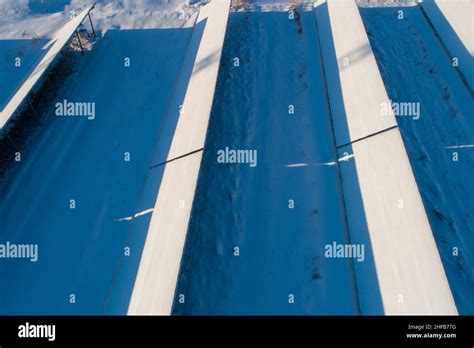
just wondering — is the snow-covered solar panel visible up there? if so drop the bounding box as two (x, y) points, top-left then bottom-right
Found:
(0, 4), (95, 129)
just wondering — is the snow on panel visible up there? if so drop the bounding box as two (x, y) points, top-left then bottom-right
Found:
(128, 0), (231, 315)
(317, 0), (457, 314)
(316, 0), (397, 146)
(338, 131), (458, 314)
(421, 0), (473, 90)
(165, 0), (231, 160)
(0, 5), (94, 129)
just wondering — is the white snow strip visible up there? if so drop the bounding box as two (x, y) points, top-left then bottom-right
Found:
(338, 153), (354, 161)
(128, 0), (230, 315)
(115, 208), (154, 222)
(285, 161), (337, 167)
(445, 144), (474, 149)
(165, 1), (231, 159)
(0, 4), (95, 129)
(420, 0), (473, 90)
(314, 0), (397, 146)
(316, 0), (457, 314)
